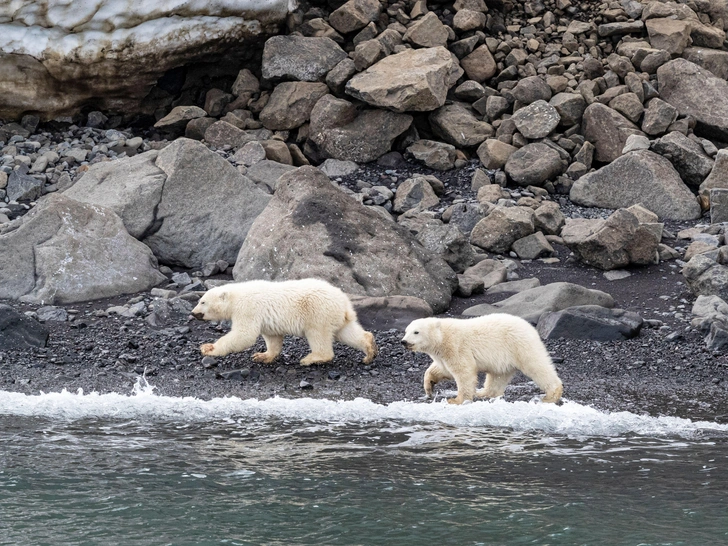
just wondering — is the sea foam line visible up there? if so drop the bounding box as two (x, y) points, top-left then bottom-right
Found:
(0, 379), (726, 438)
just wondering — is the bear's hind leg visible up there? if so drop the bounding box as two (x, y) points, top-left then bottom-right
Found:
(253, 334), (284, 364)
(476, 371), (516, 400)
(300, 329), (335, 365)
(522, 359), (563, 403)
(336, 321), (378, 364)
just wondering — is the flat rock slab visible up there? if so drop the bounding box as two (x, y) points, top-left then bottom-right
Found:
(262, 36), (347, 82)
(348, 295), (433, 330)
(462, 281), (614, 324)
(537, 305), (643, 340)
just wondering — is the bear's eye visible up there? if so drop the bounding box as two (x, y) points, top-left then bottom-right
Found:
(413, 331), (419, 334)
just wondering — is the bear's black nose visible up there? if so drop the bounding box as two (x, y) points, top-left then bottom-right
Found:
(401, 340), (412, 349)
(192, 311), (204, 320)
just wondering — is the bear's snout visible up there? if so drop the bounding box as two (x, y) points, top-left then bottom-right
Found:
(192, 311), (205, 321)
(401, 339), (414, 350)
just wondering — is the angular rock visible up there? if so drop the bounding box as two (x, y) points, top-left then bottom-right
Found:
(407, 140), (457, 171)
(346, 47), (463, 112)
(403, 12), (449, 48)
(533, 201), (565, 235)
(700, 149), (728, 201)
(683, 254), (728, 300)
(549, 93), (586, 126)
(262, 36), (347, 82)
(308, 95), (412, 162)
(462, 259), (508, 289)
(246, 160), (297, 192)
(512, 231), (554, 260)
(259, 82), (329, 131)
(512, 76), (552, 104)
(486, 277), (541, 295)
(641, 98), (678, 136)
(537, 305), (643, 340)
(646, 18), (692, 56)
(651, 131), (714, 187)
(65, 138), (271, 268)
(0, 194), (165, 304)
(154, 105), (207, 130)
(233, 167), (457, 313)
(658, 59), (728, 142)
(414, 221), (475, 273)
(477, 139), (517, 170)
(512, 100), (560, 139)
(429, 103), (493, 147)
(393, 176), (440, 213)
(6, 168), (43, 202)
(462, 282), (615, 324)
(0, 304), (49, 348)
(505, 142), (567, 187)
(460, 45), (497, 83)
(329, 0), (381, 34)
(682, 47), (728, 80)
(570, 150), (701, 221)
(609, 93), (644, 123)
(470, 206), (535, 254)
(582, 103), (645, 163)
(561, 209), (660, 270)
(448, 202), (486, 234)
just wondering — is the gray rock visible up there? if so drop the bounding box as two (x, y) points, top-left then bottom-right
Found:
(429, 103), (493, 147)
(477, 139), (517, 170)
(329, 0), (381, 34)
(348, 294), (433, 330)
(407, 140), (457, 171)
(549, 93), (586, 126)
(511, 231), (554, 260)
(36, 306), (68, 322)
(308, 95), (412, 162)
(319, 159), (359, 178)
(505, 142), (567, 187)
(246, 160), (297, 192)
(259, 82), (329, 131)
(0, 304), (49, 348)
(512, 76), (552, 104)
(456, 274), (485, 297)
(448, 202), (486, 234)
(710, 189), (728, 224)
(486, 277), (541, 295)
(641, 98), (678, 136)
(658, 59), (728, 142)
(512, 100), (560, 139)
(537, 305), (643, 340)
(700, 149), (728, 201)
(570, 150), (701, 221)
(582, 103), (645, 163)
(346, 47), (463, 113)
(561, 209), (660, 270)
(393, 176), (440, 213)
(146, 297), (194, 328)
(462, 259), (508, 289)
(6, 168), (43, 202)
(470, 205), (535, 254)
(533, 201), (565, 235)
(402, 12), (449, 48)
(154, 105), (206, 130)
(682, 47), (728, 80)
(262, 36), (347, 82)
(706, 321), (728, 351)
(462, 282), (615, 324)
(414, 221), (475, 273)
(651, 131), (714, 187)
(622, 134), (650, 154)
(0, 194), (165, 304)
(609, 93), (644, 124)
(460, 45), (497, 83)
(66, 138), (271, 269)
(233, 167), (457, 313)
(646, 18), (692, 56)
(232, 141), (266, 167)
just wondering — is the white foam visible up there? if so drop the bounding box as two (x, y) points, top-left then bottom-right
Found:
(1, 379), (726, 438)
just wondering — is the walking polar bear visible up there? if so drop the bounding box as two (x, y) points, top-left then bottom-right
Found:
(191, 278), (378, 365)
(401, 314), (562, 405)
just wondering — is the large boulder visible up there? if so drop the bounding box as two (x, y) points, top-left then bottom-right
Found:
(683, 254), (728, 301)
(262, 36), (347, 82)
(658, 59), (728, 141)
(0, 1), (292, 119)
(537, 305), (643, 340)
(0, 194), (165, 304)
(561, 209), (660, 270)
(570, 150), (701, 220)
(582, 103), (645, 163)
(233, 167), (457, 313)
(307, 95), (412, 162)
(462, 282), (615, 324)
(470, 206), (535, 254)
(345, 47), (463, 112)
(65, 138), (271, 269)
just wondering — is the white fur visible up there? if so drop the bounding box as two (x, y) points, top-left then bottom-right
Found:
(191, 278), (377, 365)
(402, 314), (563, 404)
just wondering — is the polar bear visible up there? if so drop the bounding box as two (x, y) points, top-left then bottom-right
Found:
(191, 278), (378, 365)
(401, 314), (562, 404)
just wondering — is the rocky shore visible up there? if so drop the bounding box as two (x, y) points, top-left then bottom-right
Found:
(3, 0), (728, 423)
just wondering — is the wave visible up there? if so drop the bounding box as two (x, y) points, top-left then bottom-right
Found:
(1, 378), (726, 438)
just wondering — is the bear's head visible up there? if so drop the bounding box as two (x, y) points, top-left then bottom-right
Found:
(191, 287), (230, 322)
(401, 318), (442, 353)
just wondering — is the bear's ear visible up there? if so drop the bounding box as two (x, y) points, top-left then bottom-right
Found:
(219, 290), (227, 301)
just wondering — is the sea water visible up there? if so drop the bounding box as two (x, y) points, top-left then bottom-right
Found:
(1, 379), (726, 545)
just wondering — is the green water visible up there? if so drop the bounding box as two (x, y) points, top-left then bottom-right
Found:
(1, 403), (727, 546)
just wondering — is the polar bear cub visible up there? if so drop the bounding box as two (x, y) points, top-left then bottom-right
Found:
(191, 278), (378, 365)
(401, 314), (562, 404)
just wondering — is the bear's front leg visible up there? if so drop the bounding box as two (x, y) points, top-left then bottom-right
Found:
(445, 358), (478, 405)
(200, 330), (258, 357)
(423, 358), (453, 398)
